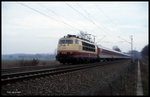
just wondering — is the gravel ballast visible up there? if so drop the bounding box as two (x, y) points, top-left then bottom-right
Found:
(2, 60), (131, 96)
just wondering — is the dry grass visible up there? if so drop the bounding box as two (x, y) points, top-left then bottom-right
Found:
(2, 60), (60, 69)
(104, 61), (137, 95)
(2, 61), (20, 69)
(140, 58), (149, 95)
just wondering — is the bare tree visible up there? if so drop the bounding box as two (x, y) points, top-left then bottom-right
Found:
(141, 45), (148, 58)
(78, 31), (94, 42)
(112, 46), (121, 52)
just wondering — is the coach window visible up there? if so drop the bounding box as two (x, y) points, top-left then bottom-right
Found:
(75, 40), (79, 44)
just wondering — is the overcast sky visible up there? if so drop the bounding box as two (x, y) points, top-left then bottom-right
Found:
(2, 1), (148, 54)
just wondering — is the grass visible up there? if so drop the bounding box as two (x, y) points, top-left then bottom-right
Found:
(106, 61), (137, 95)
(2, 58), (56, 61)
(2, 58), (58, 69)
(140, 58), (149, 95)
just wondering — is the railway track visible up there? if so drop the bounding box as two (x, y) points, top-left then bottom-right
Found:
(2, 64), (63, 74)
(1, 60), (130, 83)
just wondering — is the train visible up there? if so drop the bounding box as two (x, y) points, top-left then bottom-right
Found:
(56, 34), (131, 64)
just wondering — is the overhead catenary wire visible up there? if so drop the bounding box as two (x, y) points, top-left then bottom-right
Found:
(91, 4), (131, 52)
(18, 3), (81, 32)
(95, 4), (118, 28)
(96, 35), (106, 44)
(118, 36), (131, 43)
(75, 3), (125, 46)
(76, 3), (111, 35)
(18, 3), (131, 52)
(65, 3), (131, 52)
(65, 3), (117, 46)
(65, 3), (109, 35)
(94, 4), (126, 38)
(76, 3), (128, 49)
(94, 4), (131, 43)
(77, 3), (123, 38)
(37, 3), (83, 31)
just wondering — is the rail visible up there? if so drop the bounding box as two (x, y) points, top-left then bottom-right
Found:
(1, 60), (129, 83)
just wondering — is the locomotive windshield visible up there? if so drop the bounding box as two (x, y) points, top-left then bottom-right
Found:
(59, 40), (73, 44)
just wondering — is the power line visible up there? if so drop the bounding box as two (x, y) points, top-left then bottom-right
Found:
(37, 4), (67, 23)
(95, 4), (125, 38)
(76, 3), (110, 34)
(19, 3), (56, 20)
(95, 4), (130, 39)
(92, 4), (131, 47)
(66, 3), (116, 44)
(65, 3), (90, 21)
(96, 35), (106, 44)
(95, 4), (117, 28)
(75, 3), (132, 52)
(77, 4), (115, 34)
(118, 36), (131, 44)
(77, 3), (129, 50)
(76, 3), (124, 41)
(65, 3), (108, 35)
(18, 3), (81, 32)
(37, 3), (82, 31)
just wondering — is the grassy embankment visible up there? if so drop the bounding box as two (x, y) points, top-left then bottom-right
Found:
(140, 57), (149, 95)
(105, 60), (137, 95)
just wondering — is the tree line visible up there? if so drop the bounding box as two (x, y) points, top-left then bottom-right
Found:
(141, 45), (149, 58)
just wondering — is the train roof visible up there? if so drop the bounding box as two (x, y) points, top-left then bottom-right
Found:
(62, 34), (94, 44)
(60, 34), (130, 57)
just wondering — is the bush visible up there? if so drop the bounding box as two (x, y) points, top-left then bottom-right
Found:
(31, 58), (39, 66)
(19, 59), (39, 66)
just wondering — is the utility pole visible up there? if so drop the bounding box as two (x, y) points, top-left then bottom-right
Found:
(118, 35), (133, 63)
(131, 35), (133, 62)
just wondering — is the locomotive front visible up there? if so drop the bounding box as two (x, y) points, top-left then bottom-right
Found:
(56, 35), (80, 64)
(56, 34), (98, 64)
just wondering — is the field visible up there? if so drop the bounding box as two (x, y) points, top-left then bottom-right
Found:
(2, 58), (60, 69)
